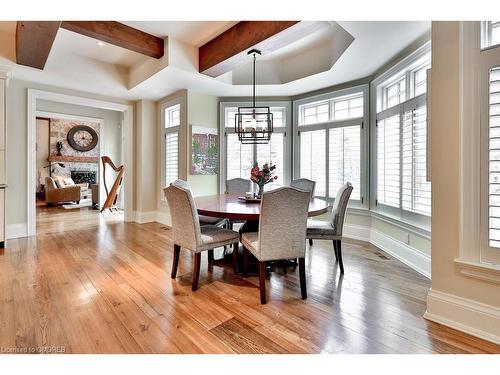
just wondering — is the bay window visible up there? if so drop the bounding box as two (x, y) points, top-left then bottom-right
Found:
(294, 86), (368, 204)
(220, 102), (291, 192)
(373, 43), (431, 223)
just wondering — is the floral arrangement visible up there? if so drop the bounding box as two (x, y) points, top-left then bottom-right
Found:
(250, 162), (278, 198)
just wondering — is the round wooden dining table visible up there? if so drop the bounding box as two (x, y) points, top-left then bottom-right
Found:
(195, 194), (330, 275)
(195, 194), (330, 221)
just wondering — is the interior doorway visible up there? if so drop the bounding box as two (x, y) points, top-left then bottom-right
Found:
(34, 111), (124, 234)
(27, 89), (134, 236)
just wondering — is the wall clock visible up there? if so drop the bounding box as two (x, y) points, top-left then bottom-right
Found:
(67, 125), (98, 152)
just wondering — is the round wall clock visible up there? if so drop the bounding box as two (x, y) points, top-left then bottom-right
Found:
(67, 125), (99, 152)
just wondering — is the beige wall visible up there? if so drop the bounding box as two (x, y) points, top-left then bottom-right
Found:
(156, 90), (219, 222)
(429, 22), (500, 305)
(187, 91), (219, 197)
(424, 22), (500, 343)
(6, 79), (129, 226)
(135, 100), (158, 214)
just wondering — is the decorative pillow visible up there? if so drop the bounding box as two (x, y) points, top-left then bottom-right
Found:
(54, 176), (75, 188)
(62, 178), (75, 186)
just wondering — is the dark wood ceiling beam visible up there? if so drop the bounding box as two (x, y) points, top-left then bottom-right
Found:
(16, 21), (61, 70)
(60, 21), (164, 59)
(199, 21), (304, 77)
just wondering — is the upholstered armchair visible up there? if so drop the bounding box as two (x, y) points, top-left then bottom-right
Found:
(306, 182), (353, 274)
(164, 184), (240, 291)
(240, 187), (311, 304)
(45, 177), (81, 205)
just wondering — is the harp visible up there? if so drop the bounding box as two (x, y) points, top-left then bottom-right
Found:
(101, 156), (124, 212)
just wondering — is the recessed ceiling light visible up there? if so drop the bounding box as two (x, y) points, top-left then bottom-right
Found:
(96, 41), (104, 47)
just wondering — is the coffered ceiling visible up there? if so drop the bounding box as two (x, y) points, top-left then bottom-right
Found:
(0, 21), (430, 100)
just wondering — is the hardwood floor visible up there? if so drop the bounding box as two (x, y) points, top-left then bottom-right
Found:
(36, 203), (123, 235)
(1, 211), (499, 353)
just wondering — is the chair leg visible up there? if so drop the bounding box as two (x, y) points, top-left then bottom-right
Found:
(332, 240), (338, 261)
(192, 253), (201, 291)
(171, 244), (180, 279)
(232, 242), (240, 274)
(308, 238), (313, 246)
(242, 246), (249, 277)
(298, 258), (307, 299)
(208, 249), (214, 265)
(259, 261), (267, 304)
(336, 240), (344, 274)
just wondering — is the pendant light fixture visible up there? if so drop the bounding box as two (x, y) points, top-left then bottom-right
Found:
(235, 49), (273, 144)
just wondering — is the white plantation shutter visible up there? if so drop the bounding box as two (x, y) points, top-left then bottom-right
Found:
(489, 67), (500, 247)
(402, 106), (431, 215)
(377, 114), (401, 207)
(300, 129), (326, 196)
(328, 125), (361, 200)
(165, 131), (179, 186)
(223, 106), (288, 188)
(257, 133), (284, 190)
(226, 133), (253, 180)
(161, 101), (181, 194)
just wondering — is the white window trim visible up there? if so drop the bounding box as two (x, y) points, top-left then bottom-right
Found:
(481, 21), (500, 51)
(293, 84), (369, 208)
(457, 21), (500, 278)
(219, 100), (292, 192)
(159, 96), (183, 202)
(371, 41), (432, 230)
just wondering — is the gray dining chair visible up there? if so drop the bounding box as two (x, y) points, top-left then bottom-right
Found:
(291, 178), (316, 245)
(306, 182), (353, 274)
(226, 178), (251, 195)
(172, 179), (229, 264)
(290, 178), (316, 199)
(164, 184), (240, 291)
(240, 187), (311, 304)
(225, 178), (252, 230)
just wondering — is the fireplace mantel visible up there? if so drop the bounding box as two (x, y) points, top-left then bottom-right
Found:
(48, 155), (99, 163)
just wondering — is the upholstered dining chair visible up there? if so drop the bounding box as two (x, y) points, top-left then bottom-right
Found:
(164, 185), (240, 291)
(172, 179), (229, 264)
(291, 178), (316, 245)
(240, 187), (311, 304)
(225, 178), (252, 230)
(226, 178), (251, 195)
(290, 178), (316, 199)
(306, 182), (353, 274)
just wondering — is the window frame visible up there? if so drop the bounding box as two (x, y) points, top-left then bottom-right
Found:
(481, 21), (500, 51)
(160, 96), (183, 202)
(293, 84), (369, 208)
(371, 41), (431, 229)
(219, 100), (292, 192)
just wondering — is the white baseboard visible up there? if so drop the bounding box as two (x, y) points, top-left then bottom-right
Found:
(424, 289), (500, 345)
(370, 228), (431, 278)
(154, 211), (171, 227)
(133, 211), (158, 224)
(343, 223), (371, 242)
(6, 223), (28, 239)
(344, 223), (431, 279)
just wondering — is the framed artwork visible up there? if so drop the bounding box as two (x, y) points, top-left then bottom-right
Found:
(191, 125), (219, 175)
